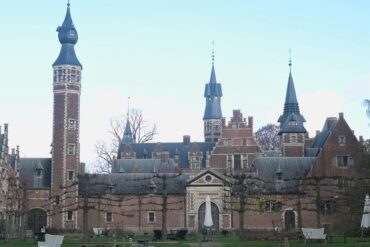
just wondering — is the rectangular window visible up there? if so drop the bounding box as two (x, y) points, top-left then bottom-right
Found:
(68, 119), (77, 130)
(290, 134), (297, 143)
(55, 195), (60, 205)
(106, 212), (113, 223)
(264, 201), (282, 212)
(224, 139), (233, 146)
(320, 200), (336, 213)
(67, 211), (73, 221)
(227, 155), (233, 168)
(337, 156), (353, 167)
(242, 154), (248, 169)
(234, 155), (241, 171)
(68, 144), (76, 155)
(339, 136), (346, 144)
(242, 138), (247, 146)
(36, 169), (43, 177)
(148, 212), (155, 223)
(68, 170), (74, 181)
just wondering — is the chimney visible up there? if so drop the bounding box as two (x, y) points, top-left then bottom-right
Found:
(4, 123), (8, 137)
(248, 116), (253, 130)
(222, 118), (226, 128)
(183, 135), (190, 145)
(359, 136), (364, 144)
(339, 112), (344, 119)
(11, 148), (15, 155)
(0, 125), (2, 134)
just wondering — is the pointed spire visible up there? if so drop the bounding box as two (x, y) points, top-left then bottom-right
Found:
(122, 98), (134, 144)
(277, 52), (306, 134)
(203, 43), (223, 120)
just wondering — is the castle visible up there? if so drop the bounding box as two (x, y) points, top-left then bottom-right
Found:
(0, 3), (366, 235)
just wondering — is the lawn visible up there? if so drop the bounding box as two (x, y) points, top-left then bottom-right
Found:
(0, 235), (370, 247)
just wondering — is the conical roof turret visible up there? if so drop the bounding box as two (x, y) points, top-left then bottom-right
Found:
(278, 61), (306, 134)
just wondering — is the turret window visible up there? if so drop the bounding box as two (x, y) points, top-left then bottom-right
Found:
(68, 119), (77, 130)
(290, 134), (297, 143)
(288, 120), (298, 126)
(68, 144), (76, 155)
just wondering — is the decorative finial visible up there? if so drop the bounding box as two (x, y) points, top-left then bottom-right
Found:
(127, 96), (131, 118)
(211, 40), (215, 66)
(67, 0), (70, 7)
(288, 47), (292, 71)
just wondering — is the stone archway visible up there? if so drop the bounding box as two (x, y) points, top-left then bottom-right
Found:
(284, 210), (296, 231)
(28, 208), (47, 233)
(197, 202), (219, 232)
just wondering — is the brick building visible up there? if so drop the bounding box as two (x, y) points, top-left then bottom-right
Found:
(16, 2), (366, 235)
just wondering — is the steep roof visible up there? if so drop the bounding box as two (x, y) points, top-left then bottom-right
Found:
(278, 68), (306, 133)
(311, 117), (338, 149)
(112, 159), (178, 173)
(117, 142), (215, 169)
(251, 157), (316, 193)
(203, 64), (223, 120)
(78, 173), (189, 195)
(19, 158), (51, 189)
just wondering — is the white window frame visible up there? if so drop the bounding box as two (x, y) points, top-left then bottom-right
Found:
(67, 211), (73, 221)
(290, 134), (297, 143)
(338, 135), (346, 145)
(336, 155), (353, 167)
(68, 118), (77, 130)
(68, 143), (76, 155)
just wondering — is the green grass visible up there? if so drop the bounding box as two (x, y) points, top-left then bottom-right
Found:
(0, 236), (369, 247)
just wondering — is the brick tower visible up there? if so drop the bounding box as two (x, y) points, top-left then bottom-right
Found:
(203, 49), (223, 142)
(50, 2), (82, 229)
(277, 59), (307, 157)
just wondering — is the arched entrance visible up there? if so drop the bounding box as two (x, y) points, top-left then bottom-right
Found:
(198, 202), (219, 232)
(28, 208), (47, 233)
(284, 210), (295, 231)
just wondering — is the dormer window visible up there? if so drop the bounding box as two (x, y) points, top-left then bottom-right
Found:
(339, 135), (346, 145)
(289, 120), (298, 126)
(276, 173), (282, 180)
(36, 169), (42, 177)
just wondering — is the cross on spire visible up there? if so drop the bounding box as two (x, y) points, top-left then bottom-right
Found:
(67, 0), (70, 7)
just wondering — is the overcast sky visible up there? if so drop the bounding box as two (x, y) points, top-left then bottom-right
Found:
(1, 0), (369, 170)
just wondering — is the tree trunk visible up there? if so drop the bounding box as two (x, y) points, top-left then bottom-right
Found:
(83, 196), (89, 242)
(315, 178), (321, 228)
(162, 176), (168, 240)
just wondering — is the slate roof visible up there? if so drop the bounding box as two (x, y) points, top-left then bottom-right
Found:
(278, 70), (306, 133)
(117, 142), (215, 169)
(311, 118), (338, 149)
(121, 119), (134, 144)
(203, 64), (223, 120)
(251, 157), (316, 193)
(112, 159), (178, 173)
(78, 173), (189, 195)
(19, 158), (51, 189)
(53, 3), (82, 67)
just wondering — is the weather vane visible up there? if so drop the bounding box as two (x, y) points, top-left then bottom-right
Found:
(212, 40), (215, 65)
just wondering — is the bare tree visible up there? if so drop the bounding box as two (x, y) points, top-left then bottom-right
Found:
(95, 109), (158, 173)
(223, 170), (266, 238)
(255, 124), (281, 151)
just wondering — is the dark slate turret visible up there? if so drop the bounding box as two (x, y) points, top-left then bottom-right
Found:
(122, 119), (134, 144)
(278, 62), (306, 134)
(53, 3), (82, 67)
(203, 63), (223, 120)
(203, 49), (223, 142)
